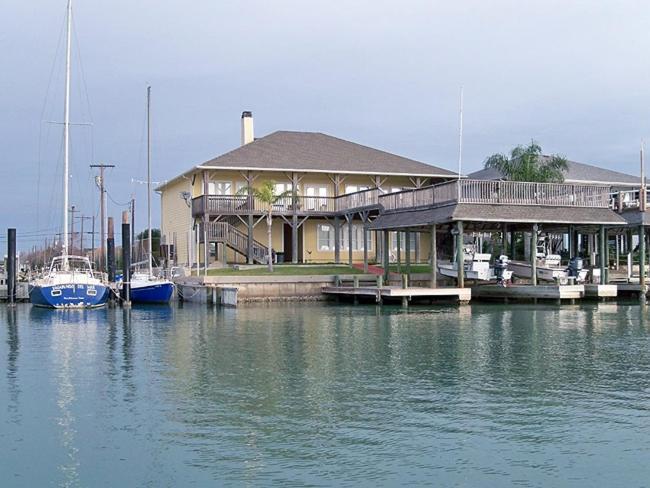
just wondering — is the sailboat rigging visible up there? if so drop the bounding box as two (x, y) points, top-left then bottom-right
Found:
(29, 0), (109, 308)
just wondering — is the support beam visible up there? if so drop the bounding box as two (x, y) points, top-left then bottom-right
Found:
(599, 225), (606, 285)
(456, 221), (464, 288)
(348, 216), (353, 266)
(568, 225), (575, 259)
(501, 224), (508, 256)
(334, 216), (341, 264)
(430, 224), (437, 288)
(509, 231), (516, 259)
(531, 224), (538, 286)
(640, 225), (646, 288)
(362, 223), (369, 272)
(405, 230), (411, 276)
(396, 231), (402, 274)
(383, 230), (390, 283)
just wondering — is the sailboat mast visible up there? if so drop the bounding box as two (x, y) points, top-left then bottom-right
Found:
(147, 85), (153, 276)
(62, 0), (72, 259)
(457, 85), (464, 180)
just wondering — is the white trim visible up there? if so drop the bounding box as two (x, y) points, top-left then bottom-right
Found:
(156, 165), (456, 192)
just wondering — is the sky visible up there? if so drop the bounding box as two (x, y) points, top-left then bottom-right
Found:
(2, 0), (650, 250)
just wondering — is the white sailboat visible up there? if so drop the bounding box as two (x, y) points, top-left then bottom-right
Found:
(127, 86), (174, 304)
(29, 0), (109, 309)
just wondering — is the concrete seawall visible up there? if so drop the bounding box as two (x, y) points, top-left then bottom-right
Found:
(176, 274), (375, 303)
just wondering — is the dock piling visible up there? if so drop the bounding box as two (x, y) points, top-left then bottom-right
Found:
(7, 228), (16, 306)
(121, 211), (131, 308)
(107, 217), (115, 283)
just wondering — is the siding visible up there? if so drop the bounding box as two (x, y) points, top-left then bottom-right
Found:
(160, 178), (193, 265)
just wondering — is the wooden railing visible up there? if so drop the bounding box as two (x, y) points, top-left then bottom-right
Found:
(379, 180), (458, 210)
(192, 179), (613, 217)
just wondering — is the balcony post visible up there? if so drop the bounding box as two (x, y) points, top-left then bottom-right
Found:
(640, 225), (646, 288)
(531, 224), (538, 286)
(291, 172), (299, 264)
(456, 221), (464, 288)
(396, 231), (402, 274)
(599, 225), (607, 285)
(363, 224), (369, 273)
(334, 216), (341, 264)
(247, 170), (254, 264)
(430, 224), (437, 288)
(383, 230), (390, 283)
(405, 230), (411, 275)
(348, 214), (353, 266)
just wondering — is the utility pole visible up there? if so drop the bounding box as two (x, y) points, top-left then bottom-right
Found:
(90, 163), (115, 270)
(75, 215), (92, 257)
(68, 205), (79, 254)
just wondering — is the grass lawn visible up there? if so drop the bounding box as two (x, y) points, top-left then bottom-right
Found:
(382, 264), (433, 273)
(207, 265), (365, 276)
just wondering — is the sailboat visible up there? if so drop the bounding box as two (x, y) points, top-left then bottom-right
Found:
(29, 0), (109, 309)
(127, 86), (174, 304)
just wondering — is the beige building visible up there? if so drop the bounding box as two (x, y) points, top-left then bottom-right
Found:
(157, 112), (456, 269)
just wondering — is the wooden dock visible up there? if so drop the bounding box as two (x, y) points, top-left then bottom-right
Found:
(471, 284), (585, 302)
(322, 285), (471, 305)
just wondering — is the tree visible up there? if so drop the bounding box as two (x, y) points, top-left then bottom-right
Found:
(484, 141), (568, 183)
(237, 181), (292, 272)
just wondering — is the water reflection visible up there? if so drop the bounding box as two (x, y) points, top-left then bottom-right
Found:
(2, 303), (650, 486)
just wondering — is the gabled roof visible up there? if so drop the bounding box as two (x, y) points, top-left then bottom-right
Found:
(468, 156), (640, 187)
(199, 130), (455, 177)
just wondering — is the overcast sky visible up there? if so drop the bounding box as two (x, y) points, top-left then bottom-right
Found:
(2, 0), (650, 248)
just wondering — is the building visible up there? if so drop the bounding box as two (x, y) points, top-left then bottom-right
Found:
(468, 156), (640, 189)
(157, 112), (456, 268)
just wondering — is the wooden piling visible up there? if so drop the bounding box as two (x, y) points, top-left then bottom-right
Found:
(531, 224), (538, 286)
(456, 221), (464, 288)
(107, 217), (115, 282)
(430, 224), (437, 288)
(7, 228), (16, 306)
(121, 211), (131, 307)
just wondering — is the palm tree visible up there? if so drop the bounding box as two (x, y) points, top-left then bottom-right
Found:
(484, 141), (568, 183)
(237, 181), (292, 272)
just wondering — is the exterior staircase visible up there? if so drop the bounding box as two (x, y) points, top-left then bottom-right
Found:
(204, 221), (270, 264)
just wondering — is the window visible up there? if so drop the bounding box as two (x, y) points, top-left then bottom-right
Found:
(235, 181), (247, 194)
(391, 231), (416, 251)
(317, 224), (335, 251)
(341, 224), (372, 251)
(208, 181), (232, 195)
(345, 184), (369, 194)
(305, 185), (329, 210)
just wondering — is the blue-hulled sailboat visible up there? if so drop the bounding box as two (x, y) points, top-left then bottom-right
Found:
(127, 86), (174, 304)
(29, 0), (109, 309)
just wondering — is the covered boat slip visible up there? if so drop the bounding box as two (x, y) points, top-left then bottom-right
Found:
(367, 179), (649, 302)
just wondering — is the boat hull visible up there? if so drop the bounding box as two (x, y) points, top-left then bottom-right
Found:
(130, 281), (174, 304)
(29, 283), (109, 309)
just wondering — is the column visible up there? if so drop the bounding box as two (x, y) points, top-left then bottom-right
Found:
(599, 225), (606, 285)
(456, 221), (464, 288)
(531, 224), (538, 286)
(405, 230), (411, 276)
(640, 225), (646, 288)
(430, 224), (437, 288)
(334, 216), (341, 264)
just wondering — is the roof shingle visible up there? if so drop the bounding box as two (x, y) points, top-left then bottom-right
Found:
(199, 131), (455, 177)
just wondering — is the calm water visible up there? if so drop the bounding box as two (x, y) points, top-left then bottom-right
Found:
(1, 302), (650, 487)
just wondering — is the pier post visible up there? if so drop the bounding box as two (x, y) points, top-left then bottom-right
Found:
(363, 224), (369, 273)
(531, 224), (538, 286)
(568, 225), (575, 259)
(347, 216), (353, 266)
(501, 224), (508, 256)
(334, 216), (341, 264)
(509, 231), (516, 259)
(107, 217), (115, 283)
(405, 231), (411, 276)
(639, 225), (646, 288)
(396, 232), (402, 274)
(7, 228), (16, 306)
(121, 211), (131, 307)
(430, 224), (437, 288)
(599, 225), (606, 285)
(383, 231), (390, 283)
(456, 221), (464, 288)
